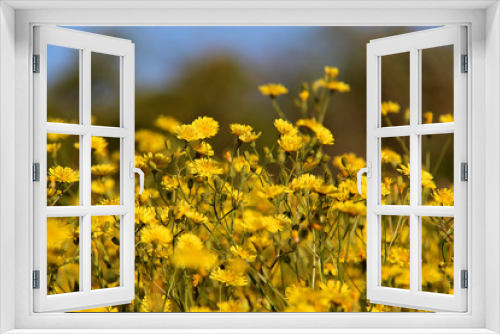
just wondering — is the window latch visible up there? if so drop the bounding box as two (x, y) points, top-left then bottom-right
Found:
(357, 162), (372, 195)
(130, 162), (144, 194)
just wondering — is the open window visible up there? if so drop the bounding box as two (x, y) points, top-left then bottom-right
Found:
(364, 26), (467, 312)
(33, 26), (138, 312)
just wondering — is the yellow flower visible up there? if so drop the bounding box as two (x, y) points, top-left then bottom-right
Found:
(315, 127), (334, 145)
(210, 268), (248, 287)
(381, 101), (401, 116)
(47, 133), (69, 141)
(439, 113), (454, 123)
(299, 90), (309, 102)
(176, 233), (204, 252)
(135, 206), (158, 225)
(218, 300), (250, 312)
(47, 143), (61, 154)
(161, 175), (180, 190)
(296, 119), (334, 145)
(135, 130), (166, 152)
(172, 233), (217, 270)
(278, 133), (303, 152)
(397, 163), (411, 176)
(91, 136), (108, 157)
(320, 80), (350, 92)
(333, 153), (366, 177)
(258, 185), (292, 199)
(143, 152), (171, 169)
(381, 148), (402, 166)
(192, 141), (214, 156)
(291, 174), (323, 191)
(185, 210), (209, 224)
(141, 224), (173, 246)
(431, 188), (454, 206)
(140, 293), (172, 312)
(192, 116), (219, 139)
(135, 130), (167, 152)
(91, 164), (117, 176)
(333, 200), (366, 216)
(386, 246), (410, 266)
(189, 306), (213, 312)
(230, 246), (257, 262)
(191, 158), (223, 177)
(274, 119), (296, 135)
(175, 124), (200, 142)
(398, 164), (437, 188)
(230, 123), (253, 136)
(422, 170), (437, 189)
(258, 83), (288, 97)
(90, 179), (114, 196)
(48, 166), (79, 183)
(423, 111), (433, 124)
(47, 217), (74, 250)
(238, 131), (261, 143)
(324, 66), (339, 78)
(155, 115), (181, 134)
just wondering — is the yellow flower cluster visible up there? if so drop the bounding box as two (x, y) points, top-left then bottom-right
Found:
(47, 66), (454, 313)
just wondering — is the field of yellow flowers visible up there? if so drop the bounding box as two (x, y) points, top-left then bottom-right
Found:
(46, 66), (454, 312)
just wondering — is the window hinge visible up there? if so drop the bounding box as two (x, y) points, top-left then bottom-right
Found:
(461, 270), (468, 289)
(33, 163), (40, 182)
(33, 54), (40, 73)
(32, 270), (40, 289)
(461, 162), (468, 181)
(461, 54), (468, 73)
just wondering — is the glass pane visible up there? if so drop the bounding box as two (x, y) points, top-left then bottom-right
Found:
(421, 133), (454, 206)
(47, 134), (80, 206)
(381, 52), (410, 127)
(91, 136), (121, 205)
(421, 45), (454, 124)
(381, 215), (410, 290)
(421, 216), (454, 294)
(91, 52), (120, 127)
(91, 215), (121, 290)
(47, 45), (80, 124)
(381, 136), (410, 205)
(47, 216), (80, 295)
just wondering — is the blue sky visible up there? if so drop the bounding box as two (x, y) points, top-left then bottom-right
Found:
(50, 26), (324, 88)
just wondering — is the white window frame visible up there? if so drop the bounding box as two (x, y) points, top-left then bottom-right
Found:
(366, 26), (468, 312)
(0, 2), (499, 333)
(33, 26), (136, 312)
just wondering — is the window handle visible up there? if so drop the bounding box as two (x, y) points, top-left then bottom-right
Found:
(130, 162), (145, 194)
(357, 162), (372, 195)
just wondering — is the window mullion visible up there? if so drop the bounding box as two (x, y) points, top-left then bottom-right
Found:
(409, 47), (420, 294)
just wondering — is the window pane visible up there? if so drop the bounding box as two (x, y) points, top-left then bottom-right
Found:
(47, 134), (80, 206)
(381, 215), (410, 290)
(381, 52), (410, 127)
(381, 136), (410, 205)
(47, 45), (80, 124)
(421, 216), (454, 294)
(421, 45), (454, 124)
(91, 52), (120, 127)
(91, 215), (121, 290)
(91, 136), (120, 205)
(47, 216), (80, 295)
(421, 133), (454, 206)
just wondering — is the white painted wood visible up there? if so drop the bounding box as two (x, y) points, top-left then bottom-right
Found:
(8, 5), (489, 333)
(33, 26), (135, 313)
(366, 26), (467, 312)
